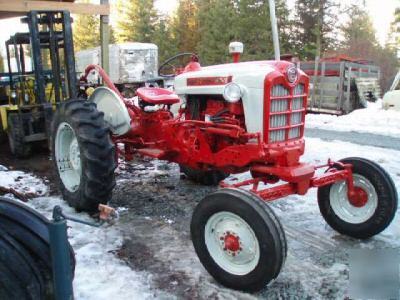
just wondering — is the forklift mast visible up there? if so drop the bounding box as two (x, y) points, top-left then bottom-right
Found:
(24, 10), (78, 103)
(2, 10), (79, 158)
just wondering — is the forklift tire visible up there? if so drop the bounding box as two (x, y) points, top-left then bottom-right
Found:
(52, 100), (117, 212)
(180, 165), (229, 186)
(318, 157), (398, 239)
(7, 113), (32, 158)
(191, 188), (287, 292)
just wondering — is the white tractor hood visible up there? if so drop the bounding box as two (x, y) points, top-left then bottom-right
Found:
(174, 61), (278, 95)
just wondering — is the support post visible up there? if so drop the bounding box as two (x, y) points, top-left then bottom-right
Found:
(49, 206), (73, 300)
(100, 0), (110, 74)
(27, 11), (46, 104)
(268, 0), (280, 60)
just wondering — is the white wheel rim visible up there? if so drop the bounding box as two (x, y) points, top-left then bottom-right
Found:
(204, 211), (260, 275)
(55, 122), (82, 192)
(329, 174), (378, 224)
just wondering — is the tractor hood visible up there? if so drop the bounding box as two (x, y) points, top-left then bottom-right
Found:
(174, 61), (285, 95)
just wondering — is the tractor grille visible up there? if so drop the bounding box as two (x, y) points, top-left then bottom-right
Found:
(268, 84), (306, 143)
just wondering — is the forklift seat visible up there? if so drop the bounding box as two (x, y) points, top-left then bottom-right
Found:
(136, 87), (180, 105)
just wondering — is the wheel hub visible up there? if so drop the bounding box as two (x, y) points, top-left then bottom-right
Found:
(329, 174), (378, 224)
(348, 186), (368, 207)
(205, 211), (260, 275)
(55, 122), (82, 192)
(222, 232), (241, 254)
(69, 138), (81, 171)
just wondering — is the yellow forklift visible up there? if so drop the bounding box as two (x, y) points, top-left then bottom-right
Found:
(0, 10), (77, 157)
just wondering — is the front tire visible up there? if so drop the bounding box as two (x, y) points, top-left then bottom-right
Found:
(191, 188), (287, 292)
(7, 113), (32, 158)
(52, 100), (117, 212)
(318, 157), (398, 239)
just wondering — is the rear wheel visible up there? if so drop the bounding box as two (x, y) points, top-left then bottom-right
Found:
(7, 113), (31, 158)
(318, 157), (398, 239)
(52, 100), (117, 212)
(180, 165), (229, 186)
(191, 188), (286, 292)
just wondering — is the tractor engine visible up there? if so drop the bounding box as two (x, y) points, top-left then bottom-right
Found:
(174, 58), (309, 169)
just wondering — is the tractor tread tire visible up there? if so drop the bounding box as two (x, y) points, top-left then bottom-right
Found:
(318, 157), (398, 239)
(191, 188), (287, 292)
(7, 113), (32, 158)
(52, 100), (117, 212)
(180, 165), (229, 186)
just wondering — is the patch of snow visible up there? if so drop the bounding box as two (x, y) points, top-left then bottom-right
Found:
(27, 197), (155, 300)
(0, 164), (48, 196)
(306, 100), (400, 138)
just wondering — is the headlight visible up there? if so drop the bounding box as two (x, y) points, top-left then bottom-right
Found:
(223, 83), (242, 103)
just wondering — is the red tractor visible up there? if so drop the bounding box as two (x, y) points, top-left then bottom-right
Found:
(52, 43), (397, 292)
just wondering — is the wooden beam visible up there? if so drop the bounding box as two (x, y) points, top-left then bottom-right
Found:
(0, 0), (110, 15)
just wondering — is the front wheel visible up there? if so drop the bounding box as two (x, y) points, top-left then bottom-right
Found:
(318, 157), (398, 239)
(191, 188), (287, 292)
(52, 100), (117, 212)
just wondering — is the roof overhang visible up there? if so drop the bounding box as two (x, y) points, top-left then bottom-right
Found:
(0, 0), (110, 20)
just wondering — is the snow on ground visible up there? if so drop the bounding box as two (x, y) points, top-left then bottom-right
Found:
(0, 165), (48, 196)
(0, 166), (155, 300)
(306, 100), (400, 138)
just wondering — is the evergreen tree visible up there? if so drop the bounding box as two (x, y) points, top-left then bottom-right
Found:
(153, 17), (179, 63)
(73, 4), (100, 51)
(232, 0), (273, 61)
(386, 7), (400, 53)
(340, 5), (378, 58)
(115, 0), (157, 43)
(196, 0), (236, 65)
(340, 5), (398, 92)
(292, 0), (339, 59)
(171, 0), (200, 53)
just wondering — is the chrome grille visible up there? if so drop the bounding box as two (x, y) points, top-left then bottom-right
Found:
(268, 83), (306, 143)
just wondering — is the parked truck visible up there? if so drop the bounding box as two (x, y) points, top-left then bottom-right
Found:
(298, 56), (381, 114)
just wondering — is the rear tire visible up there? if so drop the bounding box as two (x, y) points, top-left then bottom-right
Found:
(180, 165), (229, 186)
(52, 100), (117, 212)
(7, 113), (31, 158)
(318, 157), (398, 239)
(191, 188), (286, 292)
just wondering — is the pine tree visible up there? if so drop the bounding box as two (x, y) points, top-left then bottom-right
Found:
(115, 0), (157, 43)
(73, 6), (100, 51)
(292, 0), (339, 59)
(340, 5), (379, 58)
(340, 5), (398, 91)
(153, 17), (179, 63)
(196, 0), (236, 65)
(386, 7), (400, 53)
(171, 0), (200, 53)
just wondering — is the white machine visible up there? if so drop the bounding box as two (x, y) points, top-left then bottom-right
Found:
(383, 70), (400, 111)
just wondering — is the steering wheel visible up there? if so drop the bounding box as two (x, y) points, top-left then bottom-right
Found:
(158, 53), (199, 78)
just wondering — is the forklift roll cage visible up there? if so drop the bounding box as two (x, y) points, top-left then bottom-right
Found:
(3, 10), (77, 150)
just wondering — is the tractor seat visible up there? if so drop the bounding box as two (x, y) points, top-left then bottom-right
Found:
(136, 87), (180, 105)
